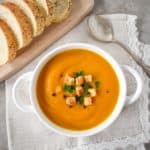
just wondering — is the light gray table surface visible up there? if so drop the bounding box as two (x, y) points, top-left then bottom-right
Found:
(0, 0), (150, 150)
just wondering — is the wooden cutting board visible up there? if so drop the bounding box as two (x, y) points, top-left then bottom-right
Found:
(0, 0), (94, 81)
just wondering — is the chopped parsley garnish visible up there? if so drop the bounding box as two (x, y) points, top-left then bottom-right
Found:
(74, 70), (85, 77)
(83, 82), (90, 89)
(95, 81), (100, 88)
(76, 96), (84, 105)
(83, 90), (89, 96)
(63, 85), (75, 93)
(83, 82), (90, 96)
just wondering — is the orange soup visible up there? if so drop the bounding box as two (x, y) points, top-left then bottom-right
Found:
(36, 50), (120, 130)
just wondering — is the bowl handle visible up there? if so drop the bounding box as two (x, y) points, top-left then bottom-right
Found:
(12, 72), (34, 112)
(122, 65), (143, 106)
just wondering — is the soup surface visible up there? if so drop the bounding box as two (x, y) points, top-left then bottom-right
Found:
(36, 49), (119, 130)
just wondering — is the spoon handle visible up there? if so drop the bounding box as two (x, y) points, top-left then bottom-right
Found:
(114, 40), (150, 77)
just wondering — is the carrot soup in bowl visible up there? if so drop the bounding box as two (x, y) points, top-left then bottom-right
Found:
(36, 50), (119, 130)
(13, 43), (143, 137)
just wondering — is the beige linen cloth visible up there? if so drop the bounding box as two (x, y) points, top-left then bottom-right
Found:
(6, 14), (150, 150)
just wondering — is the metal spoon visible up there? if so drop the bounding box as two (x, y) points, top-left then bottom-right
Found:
(87, 15), (150, 76)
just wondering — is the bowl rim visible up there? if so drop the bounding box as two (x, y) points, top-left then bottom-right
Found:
(30, 42), (127, 137)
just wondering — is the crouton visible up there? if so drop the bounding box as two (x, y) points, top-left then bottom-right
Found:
(76, 76), (84, 86)
(64, 75), (74, 85)
(66, 97), (76, 106)
(84, 75), (92, 82)
(76, 86), (83, 96)
(88, 88), (97, 97)
(84, 97), (92, 106)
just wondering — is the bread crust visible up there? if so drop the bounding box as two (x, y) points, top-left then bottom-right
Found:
(24, 0), (46, 36)
(45, 0), (55, 26)
(0, 19), (18, 64)
(3, 2), (33, 47)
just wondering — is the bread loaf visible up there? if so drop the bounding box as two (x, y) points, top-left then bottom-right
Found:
(0, 0), (72, 65)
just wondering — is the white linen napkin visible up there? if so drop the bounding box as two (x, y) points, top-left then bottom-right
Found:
(6, 14), (150, 150)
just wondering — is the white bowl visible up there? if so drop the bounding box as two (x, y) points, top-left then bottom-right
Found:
(12, 43), (143, 137)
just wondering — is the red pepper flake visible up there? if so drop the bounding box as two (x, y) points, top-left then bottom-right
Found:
(64, 95), (67, 99)
(106, 90), (110, 94)
(83, 105), (87, 109)
(52, 93), (56, 96)
(68, 105), (72, 108)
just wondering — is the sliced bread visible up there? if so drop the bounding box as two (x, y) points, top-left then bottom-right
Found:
(3, 2), (33, 47)
(36, 0), (54, 26)
(52, 0), (72, 23)
(0, 4), (32, 49)
(0, 19), (18, 65)
(6, 0), (46, 37)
